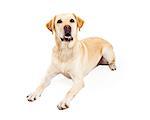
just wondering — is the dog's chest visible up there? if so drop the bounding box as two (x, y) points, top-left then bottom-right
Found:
(52, 48), (75, 74)
(55, 60), (73, 78)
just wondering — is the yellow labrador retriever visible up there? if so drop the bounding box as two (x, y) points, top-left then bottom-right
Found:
(27, 13), (116, 110)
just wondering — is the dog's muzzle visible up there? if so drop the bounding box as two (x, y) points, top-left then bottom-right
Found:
(61, 25), (73, 42)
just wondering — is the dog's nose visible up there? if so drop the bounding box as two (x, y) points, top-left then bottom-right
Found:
(64, 25), (71, 36)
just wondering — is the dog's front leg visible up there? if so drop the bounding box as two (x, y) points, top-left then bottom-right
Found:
(57, 76), (84, 110)
(27, 65), (59, 102)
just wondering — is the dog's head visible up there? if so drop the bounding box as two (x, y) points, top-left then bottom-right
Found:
(46, 13), (84, 43)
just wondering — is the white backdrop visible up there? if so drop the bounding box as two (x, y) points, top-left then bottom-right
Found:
(0, 0), (150, 120)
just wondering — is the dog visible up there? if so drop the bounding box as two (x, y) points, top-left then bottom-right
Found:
(27, 13), (116, 110)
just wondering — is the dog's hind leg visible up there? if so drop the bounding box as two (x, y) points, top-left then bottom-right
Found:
(102, 46), (116, 71)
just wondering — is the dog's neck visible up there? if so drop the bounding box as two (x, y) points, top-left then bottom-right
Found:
(55, 35), (78, 49)
(53, 36), (80, 62)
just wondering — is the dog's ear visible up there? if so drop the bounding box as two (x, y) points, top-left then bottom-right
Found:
(73, 13), (84, 31)
(46, 16), (56, 34)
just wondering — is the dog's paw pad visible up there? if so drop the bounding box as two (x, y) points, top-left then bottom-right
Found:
(26, 93), (41, 102)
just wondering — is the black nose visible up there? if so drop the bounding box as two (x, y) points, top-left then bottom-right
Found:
(64, 25), (71, 36)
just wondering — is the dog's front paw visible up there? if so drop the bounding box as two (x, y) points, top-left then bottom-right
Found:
(26, 92), (41, 102)
(57, 100), (70, 110)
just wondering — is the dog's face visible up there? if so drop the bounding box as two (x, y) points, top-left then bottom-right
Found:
(46, 13), (84, 42)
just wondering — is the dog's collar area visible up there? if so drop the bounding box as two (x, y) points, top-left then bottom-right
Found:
(60, 36), (73, 42)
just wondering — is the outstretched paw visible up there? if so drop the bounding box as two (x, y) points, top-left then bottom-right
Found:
(26, 92), (41, 102)
(57, 100), (70, 110)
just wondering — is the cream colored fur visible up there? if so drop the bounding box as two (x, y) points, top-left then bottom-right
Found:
(27, 13), (116, 110)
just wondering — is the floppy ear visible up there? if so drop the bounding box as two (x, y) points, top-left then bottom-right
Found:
(46, 16), (56, 34)
(77, 16), (84, 30)
(73, 14), (84, 31)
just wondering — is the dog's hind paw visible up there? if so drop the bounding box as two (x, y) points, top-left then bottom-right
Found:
(109, 63), (116, 71)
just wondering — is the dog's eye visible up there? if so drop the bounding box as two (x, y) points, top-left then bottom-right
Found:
(70, 19), (75, 23)
(57, 19), (62, 23)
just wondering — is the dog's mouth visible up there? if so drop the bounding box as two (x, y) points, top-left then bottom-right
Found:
(60, 36), (73, 42)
